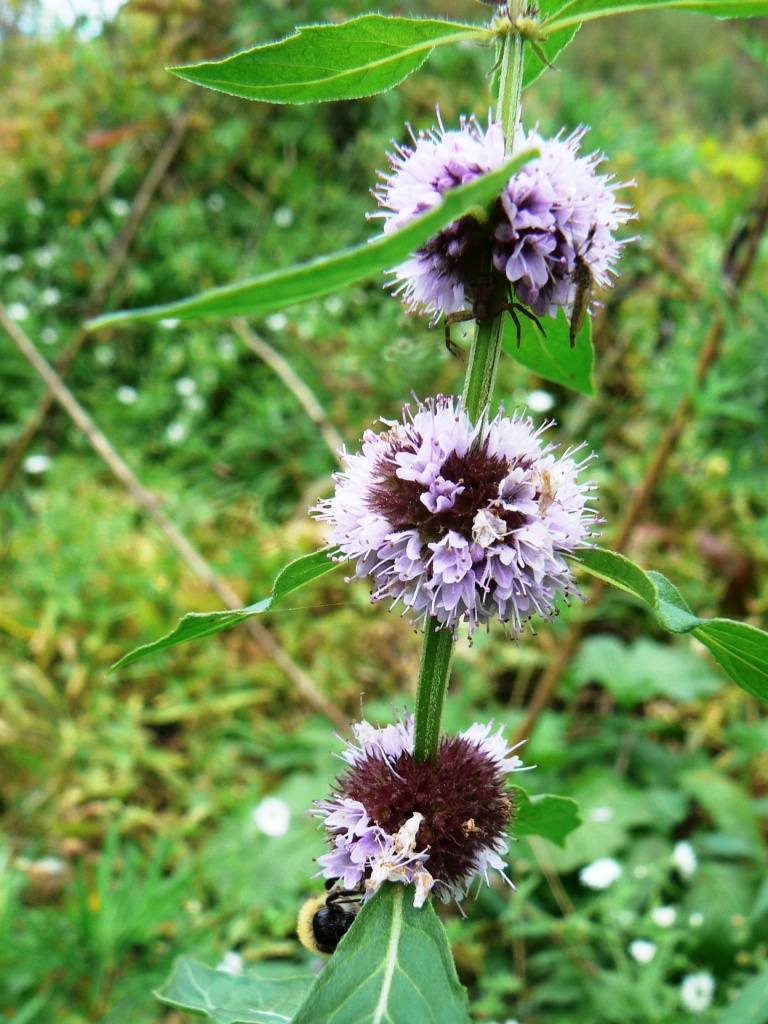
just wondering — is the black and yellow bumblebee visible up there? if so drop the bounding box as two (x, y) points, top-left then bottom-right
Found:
(297, 884), (364, 956)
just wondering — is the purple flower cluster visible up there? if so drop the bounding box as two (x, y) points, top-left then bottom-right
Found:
(312, 395), (599, 638)
(373, 112), (634, 325)
(313, 711), (528, 906)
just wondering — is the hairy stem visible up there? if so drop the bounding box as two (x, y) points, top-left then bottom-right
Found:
(413, 624), (454, 765)
(412, 23), (526, 763)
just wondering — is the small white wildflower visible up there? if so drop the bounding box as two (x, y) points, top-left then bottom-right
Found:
(159, 318), (180, 330)
(217, 335), (236, 359)
(252, 796), (291, 837)
(34, 246), (57, 268)
(273, 206), (294, 228)
(651, 906), (677, 928)
(628, 939), (657, 964)
(266, 312), (288, 331)
(184, 394), (205, 414)
(41, 287), (61, 307)
(26, 197), (45, 216)
(579, 857), (622, 890)
(526, 389), (556, 414)
(215, 951), (244, 975)
(688, 912), (704, 928)
(206, 192), (226, 212)
(94, 345), (115, 366)
(116, 386), (138, 405)
(7, 302), (29, 321)
(109, 198), (130, 217)
(3, 254), (23, 271)
(324, 295), (343, 316)
(680, 972), (714, 1012)
(174, 376), (197, 397)
(41, 327), (59, 345)
(166, 421), (187, 444)
(22, 454), (52, 475)
(587, 806), (614, 823)
(672, 840), (697, 878)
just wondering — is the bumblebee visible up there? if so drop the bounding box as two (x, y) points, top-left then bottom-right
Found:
(297, 886), (363, 956)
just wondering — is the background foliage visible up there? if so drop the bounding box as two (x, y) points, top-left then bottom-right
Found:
(1, 0), (767, 1021)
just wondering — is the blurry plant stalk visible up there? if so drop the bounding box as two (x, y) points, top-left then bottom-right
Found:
(413, 23), (524, 766)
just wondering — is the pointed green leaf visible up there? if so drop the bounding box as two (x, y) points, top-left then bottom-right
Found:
(540, 0), (768, 34)
(88, 153), (535, 331)
(292, 886), (469, 1024)
(110, 546), (341, 671)
(575, 548), (768, 703)
(156, 956), (314, 1023)
(691, 619), (768, 703)
(170, 16), (489, 104)
(512, 789), (582, 848)
(502, 307), (594, 396)
(522, 23), (581, 88)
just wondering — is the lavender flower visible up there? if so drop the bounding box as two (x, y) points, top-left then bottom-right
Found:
(313, 712), (528, 906)
(312, 395), (599, 639)
(372, 112), (506, 323)
(493, 124), (634, 319)
(372, 112), (634, 327)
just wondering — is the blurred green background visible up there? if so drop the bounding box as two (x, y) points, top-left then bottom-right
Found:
(1, 0), (767, 1021)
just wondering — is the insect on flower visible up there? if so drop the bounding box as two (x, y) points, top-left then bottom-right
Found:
(569, 225), (597, 347)
(297, 884), (364, 956)
(444, 272), (546, 354)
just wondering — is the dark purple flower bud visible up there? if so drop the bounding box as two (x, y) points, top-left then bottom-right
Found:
(313, 712), (530, 906)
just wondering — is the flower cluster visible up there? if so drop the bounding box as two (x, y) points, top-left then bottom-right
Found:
(373, 112), (634, 326)
(313, 712), (528, 906)
(312, 395), (599, 639)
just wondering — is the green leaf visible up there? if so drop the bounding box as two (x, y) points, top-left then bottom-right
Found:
(501, 307), (594, 396)
(575, 548), (768, 702)
(110, 546), (341, 671)
(156, 957), (314, 1023)
(572, 636), (724, 707)
(88, 154), (535, 330)
(292, 886), (469, 1024)
(718, 969), (768, 1024)
(680, 769), (763, 859)
(522, 23), (581, 88)
(540, 0), (768, 34)
(692, 619), (768, 703)
(512, 789), (582, 848)
(169, 16), (489, 104)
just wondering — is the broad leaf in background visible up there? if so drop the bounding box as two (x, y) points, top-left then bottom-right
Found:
(539, 0), (768, 33)
(170, 16), (489, 104)
(88, 154), (535, 330)
(576, 548), (768, 702)
(501, 307), (594, 396)
(718, 969), (768, 1024)
(111, 547), (341, 671)
(292, 886), (470, 1024)
(512, 789), (582, 847)
(156, 957), (314, 1023)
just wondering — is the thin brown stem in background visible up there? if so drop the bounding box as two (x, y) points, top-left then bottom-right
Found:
(0, 304), (347, 732)
(0, 103), (193, 495)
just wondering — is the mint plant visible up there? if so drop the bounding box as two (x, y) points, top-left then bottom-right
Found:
(90, 2), (768, 1021)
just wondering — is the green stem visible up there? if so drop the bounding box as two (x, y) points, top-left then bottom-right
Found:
(411, 17), (525, 765)
(461, 309), (506, 423)
(496, 14), (524, 156)
(413, 622), (454, 764)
